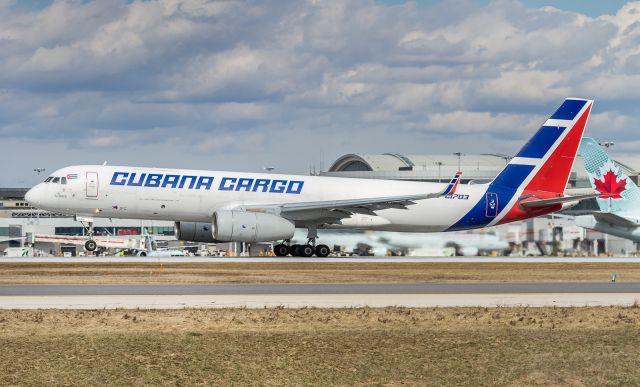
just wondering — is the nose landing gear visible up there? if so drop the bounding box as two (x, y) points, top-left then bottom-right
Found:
(79, 219), (97, 252)
(84, 239), (97, 252)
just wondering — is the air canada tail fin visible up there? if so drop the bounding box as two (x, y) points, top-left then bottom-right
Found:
(579, 137), (640, 213)
(491, 98), (593, 194)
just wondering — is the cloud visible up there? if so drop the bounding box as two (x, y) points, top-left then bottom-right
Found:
(1, 0), (640, 186)
(425, 110), (538, 135)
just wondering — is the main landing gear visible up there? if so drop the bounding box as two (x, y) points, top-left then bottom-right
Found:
(273, 227), (330, 257)
(273, 243), (331, 257)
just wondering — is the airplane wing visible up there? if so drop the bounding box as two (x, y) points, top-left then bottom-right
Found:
(592, 212), (640, 227)
(245, 193), (428, 220)
(244, 173), (462, 222)
(519, 193), (603, 208)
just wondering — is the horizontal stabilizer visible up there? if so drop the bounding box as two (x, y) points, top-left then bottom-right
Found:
(592, 212), (640, 227)
(519, 193), (603, 208)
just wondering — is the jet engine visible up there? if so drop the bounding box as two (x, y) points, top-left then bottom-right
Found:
(213, 210), (295, 242)
(175, 211), (295, 243)
(174, 221), (217, 243)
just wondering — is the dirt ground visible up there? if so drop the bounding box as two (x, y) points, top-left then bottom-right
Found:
(1, 307), (640, 385)
(0, 262), (635, 284)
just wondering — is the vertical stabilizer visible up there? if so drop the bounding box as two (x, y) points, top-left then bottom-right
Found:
(493, 98), (593, 193)
(448, 98), (593, 230)
(579, 137), (640, 213)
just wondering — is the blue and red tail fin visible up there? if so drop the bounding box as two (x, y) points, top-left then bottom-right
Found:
(442, 172), (462, 195)
(448, 98), (593, 231)
(494, 98), (593, 193)
(494, 98), (593, 224)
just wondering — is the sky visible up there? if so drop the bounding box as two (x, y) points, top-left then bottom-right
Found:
(1, 0), (640, 186)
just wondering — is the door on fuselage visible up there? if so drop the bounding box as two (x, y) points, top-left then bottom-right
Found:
(86, 172), (98, 198)
(485, 192), (498, 217)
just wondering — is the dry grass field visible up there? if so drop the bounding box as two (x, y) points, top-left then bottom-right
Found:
(0, 262), (636, 284)
(1, 307), (640, 385)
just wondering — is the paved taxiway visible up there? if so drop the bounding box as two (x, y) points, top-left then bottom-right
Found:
(2, 257), (638, 309)
(1, 283), (638, 295)
(0, 283), (638, 309)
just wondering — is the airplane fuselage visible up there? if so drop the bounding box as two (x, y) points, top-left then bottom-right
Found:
(27, 165), (527, 233)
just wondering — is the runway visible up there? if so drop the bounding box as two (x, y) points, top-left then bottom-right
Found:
(0, 282), (638, 309)
(2, 256), (640, 263)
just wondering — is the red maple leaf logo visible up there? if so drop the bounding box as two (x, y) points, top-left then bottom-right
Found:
(593, 170), (627, 199)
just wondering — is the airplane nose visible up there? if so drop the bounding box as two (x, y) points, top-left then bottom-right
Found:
(25, 185), (40, 207)
(25, 187), (34, 204)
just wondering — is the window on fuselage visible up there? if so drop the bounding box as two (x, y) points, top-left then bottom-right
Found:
(61, 177), (67, 185)
(52, 177), (60, 183)
(44, 177), (53, 183)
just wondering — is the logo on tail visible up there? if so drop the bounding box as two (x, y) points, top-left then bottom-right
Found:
(579, 137), (640, 213)
(593, 170), (627, 199)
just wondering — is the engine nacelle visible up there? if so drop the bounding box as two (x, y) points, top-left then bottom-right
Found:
(214, 210), (294, 242)
(174, 221), (217, 243)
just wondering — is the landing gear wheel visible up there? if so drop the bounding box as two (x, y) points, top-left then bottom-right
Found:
(289, 244), (300, 256)
(300, 244), (314, 257)
(315, 244), (330, 258)
(85, 240), (97, 252)
(273, 244), (289, 257)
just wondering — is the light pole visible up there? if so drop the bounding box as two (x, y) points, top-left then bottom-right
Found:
(453, 152), (463, 171)
(435, 161), (443, 183)
(33, 168), (45, 175)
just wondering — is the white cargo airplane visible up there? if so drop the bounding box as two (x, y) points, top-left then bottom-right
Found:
(26, 98), (598, 257)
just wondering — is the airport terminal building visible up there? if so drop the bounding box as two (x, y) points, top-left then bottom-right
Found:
(322, 152), (640, 187)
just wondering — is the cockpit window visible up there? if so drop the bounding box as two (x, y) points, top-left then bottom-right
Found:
(44, 177), (53, 182)
(61, 177), (67, 185)
(52, 177), (60, 184)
